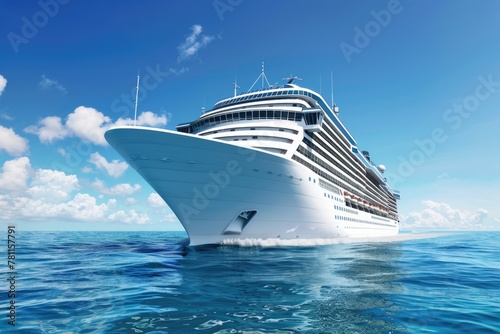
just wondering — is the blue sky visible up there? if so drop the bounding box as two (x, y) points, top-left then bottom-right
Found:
(1, 0), (499, 231)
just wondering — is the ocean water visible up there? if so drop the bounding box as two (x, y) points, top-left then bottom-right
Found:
(2, 231), (499, 333)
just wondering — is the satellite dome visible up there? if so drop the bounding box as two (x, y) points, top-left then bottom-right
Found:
(378, 164), (386, 173)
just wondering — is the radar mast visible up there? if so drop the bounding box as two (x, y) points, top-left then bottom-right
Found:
(247, 62), (271, 92)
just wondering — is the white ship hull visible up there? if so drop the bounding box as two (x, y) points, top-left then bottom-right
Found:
(106, 126), (399, 246)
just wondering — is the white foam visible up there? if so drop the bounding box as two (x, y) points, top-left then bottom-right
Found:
(220, 232), (448, 247)
(195, 319), (232, 330)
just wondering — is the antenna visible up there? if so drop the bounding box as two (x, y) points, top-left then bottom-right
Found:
(331, 70), (339, 113)
(233, 82), (240, 97)
(233, 66), (239, 97)
(330, 70), (334, 107)
(261, 62), (264, 88)
(202, 91), (206, 114)
(248, 62), (271, 92)
(282, 74), (302, 84)
(134, 70), (140, 126)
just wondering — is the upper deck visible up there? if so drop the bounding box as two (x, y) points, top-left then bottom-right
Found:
(175, 80), (400, 200)
(177, 83), (357, 146)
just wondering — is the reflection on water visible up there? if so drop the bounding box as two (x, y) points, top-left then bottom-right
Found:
(110, 238), (408, 333)
(300, 242), (406, 333)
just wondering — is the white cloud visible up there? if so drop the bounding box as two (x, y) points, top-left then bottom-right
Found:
(147, 193), (178, 224)
(27, 169), (79, 203)
(0, 113), (14, 121)
(402, 200), (489, 230)
(57, 147), (68, 157)
(109, 183), (141, 195)
(81, 166), (93, 173)
(107, 209), (150, 225)
(26, 108), (165, 146)
(61, 193), (108, 220)
(0, 161), (100, 221)
(0, 125), (29, 156)
(0, 162), (144, 224)
(0, 74), (6, 96)
(0, 157), (31, 192)
(114, 111), (168, 127)
(147, 192), (166, 207)
(168, 67), (189, 76)
(38, 74), (67, 94)
(92, 178), (141, 195)
(0, 195), (24, 220)
(0, 160), (166, 226)
(136, 111), (168, 126)
(66, 106), (111, 146)
(177, 24), (215, 62)
(159, 212), (178, 224)
(88, 152), (128, 177)
(25, 116), (69, 143)
(16, 193), (108, 221)
(26, 106), (111, 146)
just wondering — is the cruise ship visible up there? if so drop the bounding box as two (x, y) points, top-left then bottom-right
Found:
(105, 71), (400, 246)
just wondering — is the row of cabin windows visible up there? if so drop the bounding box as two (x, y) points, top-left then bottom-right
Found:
(292, 155), (360, 198)
(188, 110), (303, 133)
(334, 204), (358, 215)
(292, 154), (386, 217)
(324, 192), (343, 203)
(316, 126), (392, 202)
(313, 131), (363, 176)
(206, 126), (297, 135)
(345, 200), (388, 217)
(213, 89), (317, 109)
(211, 87), (354, 148)
(308, 133), (388, 204)
(319, 179), (341, 195)
(336, 216), (393, 228)
(297, 145), (364, 193)
(301, 138), (366, 188)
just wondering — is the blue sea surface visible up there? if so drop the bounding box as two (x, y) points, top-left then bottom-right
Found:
(2, 231), (499, 333)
